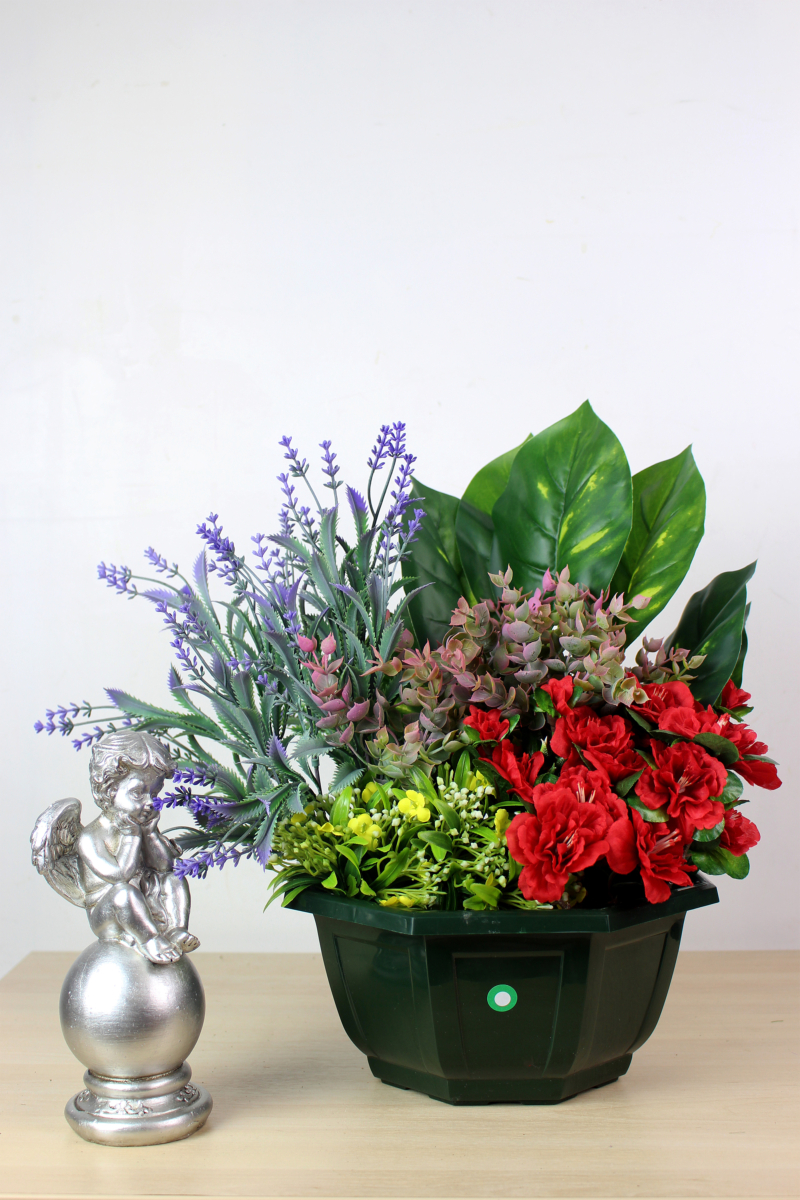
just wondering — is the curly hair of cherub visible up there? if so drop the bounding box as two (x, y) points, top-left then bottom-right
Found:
(89, 731), (175, 812)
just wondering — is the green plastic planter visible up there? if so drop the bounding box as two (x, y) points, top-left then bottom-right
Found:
(289, 879), (718, 1104)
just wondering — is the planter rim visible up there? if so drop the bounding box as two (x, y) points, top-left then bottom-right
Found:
(287, 876), (719, 935)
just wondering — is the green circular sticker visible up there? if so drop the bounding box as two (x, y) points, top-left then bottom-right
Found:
(487, 984), (518, 1012)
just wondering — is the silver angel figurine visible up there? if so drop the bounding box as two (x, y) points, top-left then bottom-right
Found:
(32, 731), (199, 963)
(31, 731), (211, 1146)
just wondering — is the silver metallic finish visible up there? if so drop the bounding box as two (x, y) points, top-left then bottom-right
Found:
(65, 1063), (212, 1147)
(31, 731), (212, 1145)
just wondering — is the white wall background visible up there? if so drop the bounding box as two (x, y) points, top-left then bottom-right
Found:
(2, 0), (798, 978)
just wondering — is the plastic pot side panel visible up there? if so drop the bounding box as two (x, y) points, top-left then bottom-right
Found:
(290, 881), (718, 1105)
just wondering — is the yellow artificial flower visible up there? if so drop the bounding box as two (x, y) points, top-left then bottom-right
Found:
(494, 809), (510, 837)
(397, 790), (431, 822)
(347, 813), (382, 848)
(362, 781), (379, 804)
(378, 894), (419, 908)
(318, 821), (335, 834)
(466, 770), (490, 792)
(290, 812), (308, 825)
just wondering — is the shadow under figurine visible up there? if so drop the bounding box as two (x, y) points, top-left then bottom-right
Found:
(31, 730), (212, 1146)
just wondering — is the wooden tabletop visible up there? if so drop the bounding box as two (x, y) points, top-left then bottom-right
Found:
(0, 950), (797, 1200)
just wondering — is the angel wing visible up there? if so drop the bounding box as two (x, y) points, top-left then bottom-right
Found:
(30, 798), (87, 908)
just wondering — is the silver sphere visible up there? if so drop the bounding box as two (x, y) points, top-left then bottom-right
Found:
(60, 941), (205, 1079)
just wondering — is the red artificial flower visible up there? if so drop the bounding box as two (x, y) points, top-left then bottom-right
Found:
(635, 739), (727, 839)
(463, 705), (510, 742)
(720, 809), (761, 856)
(480, 739), (544, 805)
(605, 810), (695, 904)
(506, 790), (612, 904)
(541, 676), (575, 716)
(632, 680), (696, 722)
(720, 680), (752, 710)
(723, 722), (782, 790)
(633, 679), (722, 738)
(551, 707), (642, 782)
(657, 704), (721, 738)
(556, 763), (628, 820)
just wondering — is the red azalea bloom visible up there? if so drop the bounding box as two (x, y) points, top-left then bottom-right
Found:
(720, 809), (761, 856)
(506, 791), (612, 904)
(657, 703), (721, 738)
(557, 763), (628, 820)
(480, 739), (544, 804)
(541, 676), (575, 716)
(463, 705), (510, 742)
(551, 707), (641, 782)
(723, 721), (782, 790)
(635, 739), (727, 839)
(605, 810), (695, 904)
(632, 680), (696, 722)
(632, 680), (721, 738)
(720, 680), (752, 710)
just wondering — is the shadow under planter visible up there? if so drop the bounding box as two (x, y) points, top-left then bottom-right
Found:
(289, 879), (718, 1104)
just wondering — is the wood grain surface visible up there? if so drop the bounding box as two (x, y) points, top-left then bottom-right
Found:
(0, 950), (796, 1200)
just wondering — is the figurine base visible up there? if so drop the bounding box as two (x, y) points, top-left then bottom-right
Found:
(64, 1062), (212, 1146)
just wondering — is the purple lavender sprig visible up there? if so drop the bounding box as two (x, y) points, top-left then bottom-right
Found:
(34, 701), (89, 736)
(144, 547), (180, 577)
(33, 703), (132, 751)
(367, 421), (408, 522)
(197, 514), (245, 587)
(97, 562), (137, 597)
(376, 453), (422, 579)
(153, 785), (223, 822)
(173, 844), (253, 880)
(320, 440), (341, 500)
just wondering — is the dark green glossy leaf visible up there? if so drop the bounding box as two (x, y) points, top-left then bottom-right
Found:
(627, 795), (668, 822)
(731, 601), (751, 689)
(626, 707), (654, 733)
(610, 446), (706, 642)
(690, 846), (750, 879)
(402, 479), (466, 648)
(720, 770), (744, 809)
(691, 819), (725, 843)
(492, 402), (633, 594)
(454, 499), (500, 604)
(616, 768), (645, 797)
(693, 731), (739, 765)
(666, 563), (756, 706)
(454, 438), (531, 603)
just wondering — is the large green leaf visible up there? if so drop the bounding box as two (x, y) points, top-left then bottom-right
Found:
(666, 563), (756, 706)
(610, 446), (706, 643)
(454, 499), (498, 605)
(462, 437), (532, 513)
(492, 401), (633, 594)
(455, 438), (530, 604)
(402, 479), (467, 648)
(730, 601), (751, 688)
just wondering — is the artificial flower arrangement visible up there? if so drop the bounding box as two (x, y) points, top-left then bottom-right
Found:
(37, 403), (781, 913)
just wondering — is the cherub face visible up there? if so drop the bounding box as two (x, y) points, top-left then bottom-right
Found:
(111, 768), (165, 825)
